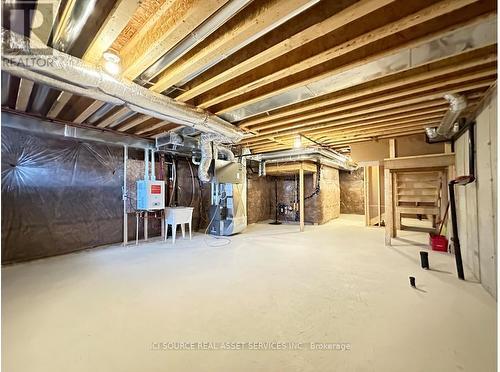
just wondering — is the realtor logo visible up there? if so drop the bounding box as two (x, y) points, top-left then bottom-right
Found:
(2, 0), (57, 55)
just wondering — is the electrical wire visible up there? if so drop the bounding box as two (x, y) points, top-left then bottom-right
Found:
(203, 190), (231, 247)
(168, 159), (176, 206)
(187, 158), (195, 207)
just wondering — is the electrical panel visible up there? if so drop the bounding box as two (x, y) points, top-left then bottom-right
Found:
(136, 180), (165, 210)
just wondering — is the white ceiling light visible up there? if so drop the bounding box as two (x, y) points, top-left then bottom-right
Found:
(102, 50), (121, 75)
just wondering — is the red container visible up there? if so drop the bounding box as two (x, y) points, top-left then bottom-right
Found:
(430, 234), (448, 252)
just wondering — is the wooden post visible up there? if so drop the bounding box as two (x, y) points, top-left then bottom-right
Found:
(299, 163), (304, 232)
(384, 168), (394, 246)
(389, 138), (396, 158)
(444, 142), (452, 154)
(387, 138), (397, 237)
(364, 166), (370, 226)
(123, 145), (128, 245)
(377, 165), (382, 226)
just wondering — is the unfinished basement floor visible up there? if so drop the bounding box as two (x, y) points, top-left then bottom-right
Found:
(2, 215), (496, 372)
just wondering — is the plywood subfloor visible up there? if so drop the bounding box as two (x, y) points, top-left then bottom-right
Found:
(2, 215), (496, 372)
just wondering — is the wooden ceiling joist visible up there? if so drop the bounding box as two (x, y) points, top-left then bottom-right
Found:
(73, 101), (106, 124)
(83, 0), (142, 65)
(175, 0), (393, 103)
(47, 0), (139, 120)
(116, 115), (153, 132)
(244, 85), (487, 151)
(134, 121), (174, 135)
(244, 109), (449, 146)
(242, 93), (483, 149)
(196, 0), (478, 109)
(15, 79), (34, 112)
(46, 91), (72, 119)
(210, 1), (495, 114)
(249, 114), (471, 151)
(245, 75), (496, 142)
(120, 0), (229, 80)
(241, 46), (497, 130)
(2, 0), (497, 149)
(242, 104), (448, 143)
(96, 107), (131, 128)
(150, 0), (318, 93)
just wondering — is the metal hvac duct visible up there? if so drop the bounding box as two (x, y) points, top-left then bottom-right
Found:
(174, 0), (322, 87)
(249, 147), (356, 171)
(198, 134), (215, 182)
(137, 0), (252, 85)
(30, 0), (97, 115)
(216, 145), (235, 162)
(196, 134), (237, 182)
(222, 17), (496, 122)
(52, 0), (97, 52)
(1, 28), (245, 143)
(435, 93), (468, 137)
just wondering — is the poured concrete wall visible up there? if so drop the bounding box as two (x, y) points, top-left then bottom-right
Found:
(340, 168), (364, 215)
(455, 88), (497, 298)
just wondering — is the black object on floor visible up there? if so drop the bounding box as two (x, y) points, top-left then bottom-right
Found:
(420, 251), (429, 269)
(409, 276), (416, 287)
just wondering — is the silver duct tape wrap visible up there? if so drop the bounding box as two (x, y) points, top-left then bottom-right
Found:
(1, 28), (245, 143)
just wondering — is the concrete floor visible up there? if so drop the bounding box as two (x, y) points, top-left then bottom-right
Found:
(2, 215), (496, 372)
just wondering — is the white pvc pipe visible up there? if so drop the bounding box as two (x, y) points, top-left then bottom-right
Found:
(144, 147), (149, 180)
(123, 145), (128, 245)
(151, 149), (156, 181)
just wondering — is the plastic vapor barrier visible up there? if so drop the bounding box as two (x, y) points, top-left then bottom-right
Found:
(1, 126), (124, 263)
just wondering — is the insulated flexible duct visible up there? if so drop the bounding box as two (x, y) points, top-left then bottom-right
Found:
(197, 134), (236, 182)
(198, 134), (215, 182)
(1, 28), (245, 143)
(216, 145), (235, 162)
(435, 94), (468, 137)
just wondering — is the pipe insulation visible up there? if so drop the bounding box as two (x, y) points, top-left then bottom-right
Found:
(1, 28), (245, 143)
(248, 147), (356, 171)
(198, 134), (214, 183)
(144, 147), (149, 180)
(436, 94), (468, 137)
(151, 149), (156, 181)
(197, 134), (237, 182)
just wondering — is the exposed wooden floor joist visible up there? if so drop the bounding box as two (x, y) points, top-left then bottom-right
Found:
(1, 0), (497, 153)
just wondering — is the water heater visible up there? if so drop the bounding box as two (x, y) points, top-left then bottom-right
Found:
(136, 180), (165, 210)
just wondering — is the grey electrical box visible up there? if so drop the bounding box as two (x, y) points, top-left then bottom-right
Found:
(214, 160), (243, 184)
